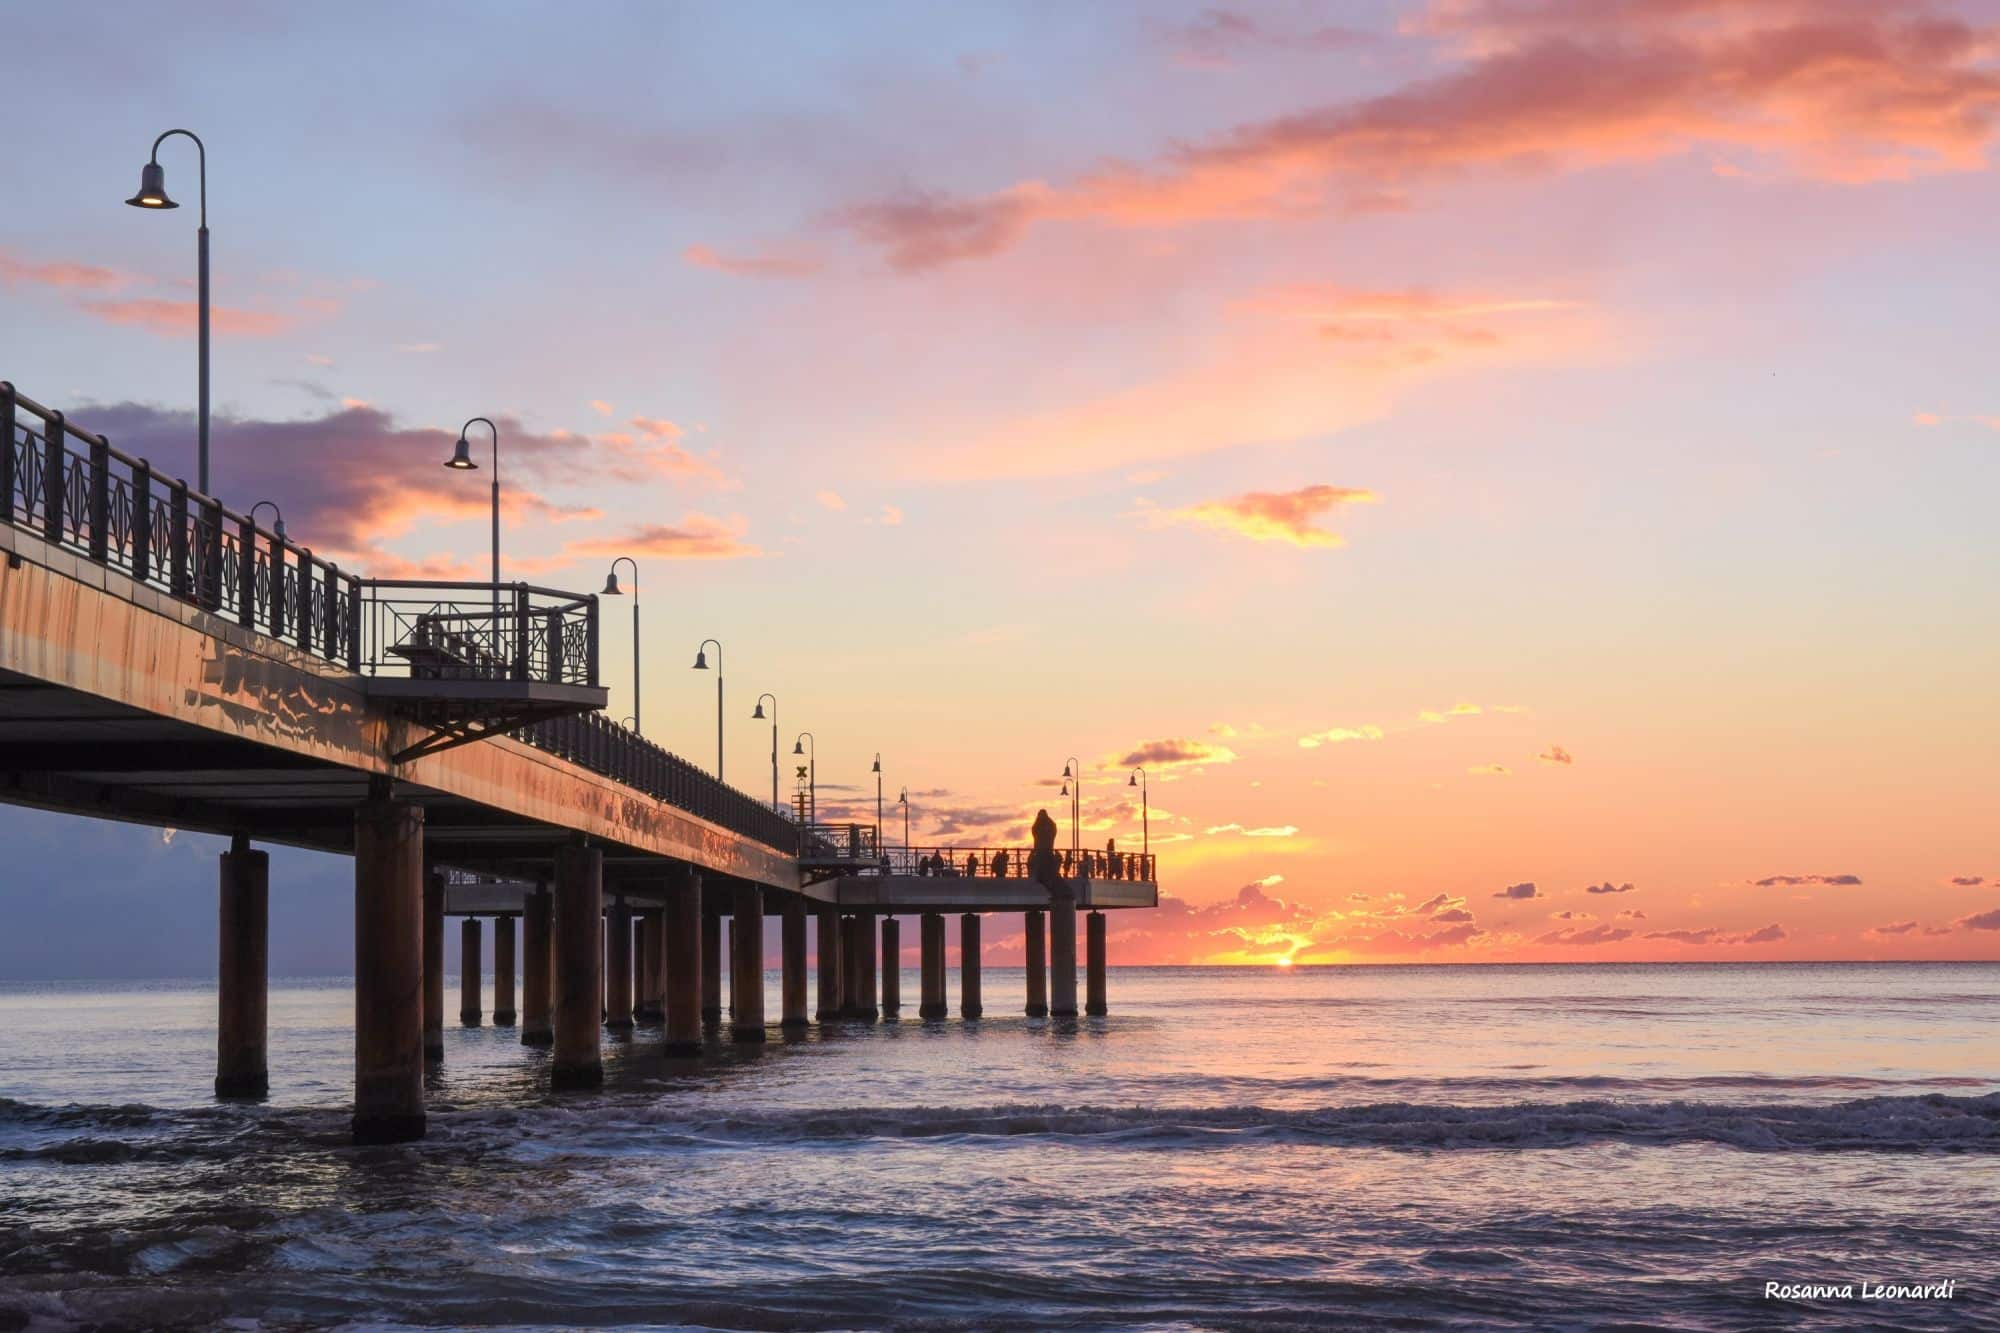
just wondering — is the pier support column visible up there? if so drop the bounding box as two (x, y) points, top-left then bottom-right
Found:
(1024, 909), (1048, 1017)
(880, 917), (901, 1018)
(1050, 899), (1078, 1018)
(960, 914), (983, 1020)
(664, 869), (703, 1057)
(606, 895), (634, 1032)
(701, 908), (723, 1026)
(352, 793), (425, 1145)
(636, 909), (662, 1023)
(838, 915), (862, 1018)
(856, 913), (879, 1022)
(460, 918), (483, 1026)
(780, 897), (808, 1030)
(521, 883), (553, 1046)
(815, 906), (841, 1022)
(919, 912), (948, 1020)
(216, 833), (268, 1099)
(423, 868), (445, 1060)
(493, 915), (517, 1026)
(552, 842), (604, 1089)
(731, 885), (766, 1042)
(1086, 911), (1108, 1016)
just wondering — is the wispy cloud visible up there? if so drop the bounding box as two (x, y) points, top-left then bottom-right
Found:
(1142, 484), (1379, 548)
(1752, 873), (1862, 887)
(683, 242), (823, 279)
(1298, 724), (1383, 749)
(1118, 738), (1237, 769)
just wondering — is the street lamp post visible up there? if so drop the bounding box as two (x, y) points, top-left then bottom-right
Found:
(443, 418), (500, 610)
(898, 787), (909, 853)
(600, 558), (640, 732)
(871, 754), (883, 852)
(1128, 767), (1149, 865)
(124, 129), (210, 494)
(1061, 757), (1082, 857)
(792, 732), (816, 827)
(247, 501), (285, 542)
(692, 640), (723, 782)
(751, 695), (779, 811)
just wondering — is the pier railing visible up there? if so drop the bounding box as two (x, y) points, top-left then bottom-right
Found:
(886, 845), (1157, 883)
(2, 382), (799, 855)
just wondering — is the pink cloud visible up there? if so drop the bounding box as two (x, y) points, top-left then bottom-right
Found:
(683, 242), (823, 279)
(1143, 484), (1379, 547)
(77, 298), (293, 338)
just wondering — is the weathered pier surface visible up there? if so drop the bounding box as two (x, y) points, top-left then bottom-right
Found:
(0, 382), (1159, 1144)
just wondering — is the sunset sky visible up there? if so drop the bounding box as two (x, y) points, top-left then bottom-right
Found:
(5, 0), (1998, 969)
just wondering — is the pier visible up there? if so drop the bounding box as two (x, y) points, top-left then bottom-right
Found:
(0, 382), (1159, 1143)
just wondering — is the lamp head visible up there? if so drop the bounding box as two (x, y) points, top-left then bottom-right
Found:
(601, 569), (622, 596)
(1060, 781), (1070, 797)
(792, 739), (805, 755)
(871, 754), (881, 773)
(1129, 773), (1138, 787)
(444, 436), (478, 470)
(1062, 762), (1073, 779)
(125, 161), (176, 209)
(751, 701), (766, 720)
(692, 648), (709, 670)
(272, 517), (286, 541)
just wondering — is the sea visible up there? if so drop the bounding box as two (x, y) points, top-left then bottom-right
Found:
(1, 962), (1995, 1330)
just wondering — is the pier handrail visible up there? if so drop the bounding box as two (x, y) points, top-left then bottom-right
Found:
(2, 381), (800, 855)
(886, 844), (1157, 884)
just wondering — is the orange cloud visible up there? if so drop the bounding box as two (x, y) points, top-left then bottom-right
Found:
(683, 242), (823, 279)
(1298, 724), (1384, 748)
(837, 2), (2000, 269)
(77, 298), (293, 338)
(1144, 484), (1379, 547)
(1118, 738), (1237, 768)
(561, 514), (762, 561)
(1538, 744), (1574, 765)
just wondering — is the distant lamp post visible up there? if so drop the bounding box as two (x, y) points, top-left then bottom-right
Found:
(752, 694), (778, 811)
(620, 716), (638, 730)
(600, 558), (640, 732)
(792, 732), (816, 826)
(1062, 757), (1082, 855)
(124, 128), (211, 495)
(1128, 767), (1149, 863)
(247, 501), (285, 542)
(898, 786), (910, 852)
(871, 753), (883, 851)
(692, 639), (723, 781)
(444, 417), (500, 608)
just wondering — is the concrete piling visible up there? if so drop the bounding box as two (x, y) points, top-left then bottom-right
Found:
(637, 909), (663, 1023)
(855, 912), (879, 1022)
(460, 918), (483, 1026)
(919, 912), (948, 1020)
(422, 869), (445, 1060)
(839, 915), (863, 1018)
(663, 868), (703, 1057)
(352, 794), (426, 1145)
(701, 909), (723, 1026)
(521, 883), (554, 1046)
(493, 915), (517, 1026)
(606, 895), (634, 1032)
(1024, 909), (1048, 1017)
(815, 905), (842, 1022)
(1086, 910), (1108, 1016)
(1050, 899), (1078, 1018)
(216, 833), (269, 1099)
(552, 841), (604, 1089)
(731, 884), (766, 1042)
(780, 896), (808, 1029)
(960, 913), (982, 1020)
(880, 917), (901, 1017)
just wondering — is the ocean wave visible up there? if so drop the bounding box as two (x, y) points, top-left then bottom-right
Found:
(478, 1092), (2000, 1153)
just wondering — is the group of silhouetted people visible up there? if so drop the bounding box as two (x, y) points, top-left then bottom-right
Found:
(910, 840), (1144, 880)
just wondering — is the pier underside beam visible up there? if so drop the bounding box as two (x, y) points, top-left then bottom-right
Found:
(352, 795), (426, 1145)
(216, 834), (269, 1099)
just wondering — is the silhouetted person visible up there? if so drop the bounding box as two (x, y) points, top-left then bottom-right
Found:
(918, 853), (932, 878)
(966, 852), (979, 877)
(1106, 839), (1120, 879)
(992, 849), (1009, 878)
(1028, 809), (1070, 902)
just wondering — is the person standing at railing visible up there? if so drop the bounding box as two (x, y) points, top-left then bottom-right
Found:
(992, 849), (1009, 879)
